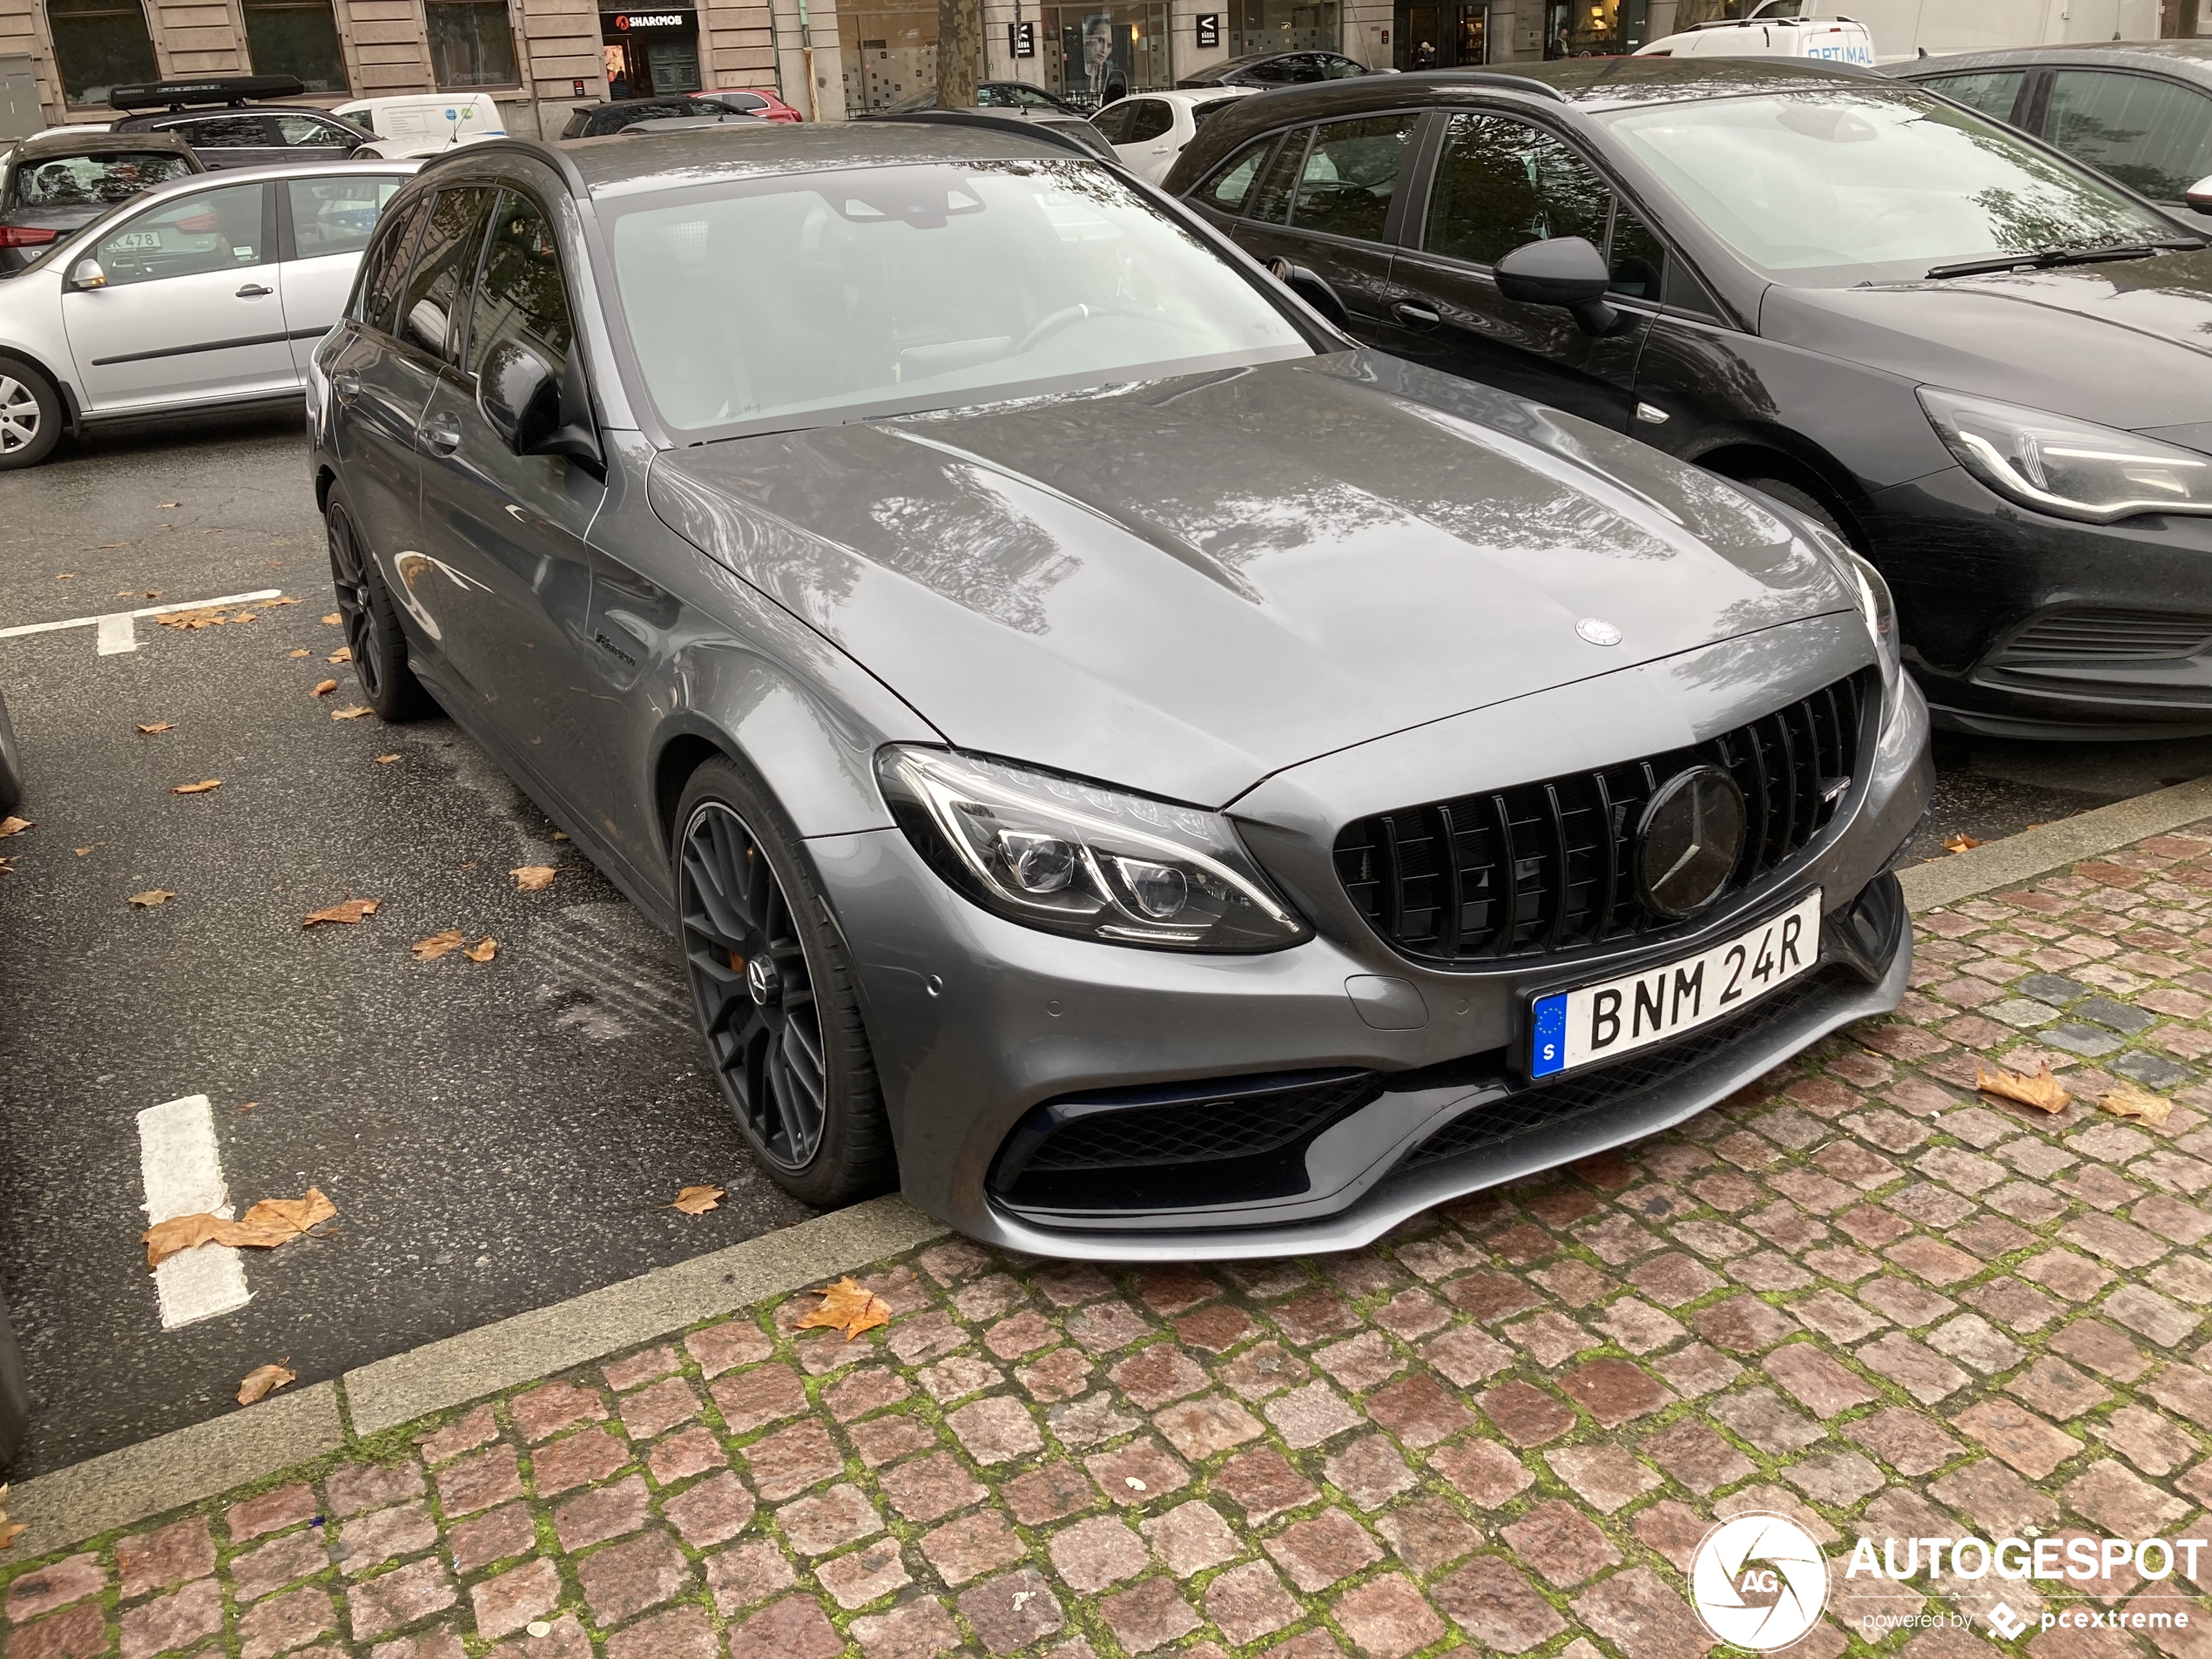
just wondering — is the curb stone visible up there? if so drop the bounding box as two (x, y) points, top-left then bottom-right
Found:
(1898, 772), (2212, 912)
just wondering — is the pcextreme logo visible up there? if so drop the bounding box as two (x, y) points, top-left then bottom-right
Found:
(1689, 1513), (1830, 1651)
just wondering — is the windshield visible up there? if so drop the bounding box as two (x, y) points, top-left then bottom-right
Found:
(7, 152), (195, 212)
(606, 158), (1312, 439)
(1595, 87), (2183, 286)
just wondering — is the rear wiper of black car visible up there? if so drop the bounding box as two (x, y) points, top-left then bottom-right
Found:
(1925, 239), (2202, 280)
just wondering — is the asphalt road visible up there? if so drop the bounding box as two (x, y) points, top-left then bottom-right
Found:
(0, 408), (807, 1477)
(1, 408), (2208, 1477)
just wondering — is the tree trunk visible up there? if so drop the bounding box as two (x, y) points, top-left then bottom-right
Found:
(938, 0), (981, 105)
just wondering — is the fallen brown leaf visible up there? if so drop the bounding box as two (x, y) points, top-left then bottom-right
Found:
(303, 897), (379, 927)
(172, 779), (221, 794)
(511, 865), (557, 892)
(240, 1187), (336, 1239)
(464, 936), (497, 962)
(74, 847), (90, 857)
(798, 1277), (893, 1342)
(1975, 1058), (2070, 1115)
(0, 1484), (22, 1552)
(143, 1189), (336, 1269)
(0, 817), (30, 838)
(311, 678), (338, 697)
(0, 856), (13, 879)
(137, 721), (176, 734)
(237, 1101), (259, 1112)
(159, 501), (179, 508)
(375, 753), (401, 764)
(321, 612), (341, 625)
(157, 608), (231, 630)
(1944, 833), (1983, 854)
(670, 1184), (725, 1215)
(331, 705), (371, 721)
(128, 889), (174, 907)
(266, 596), (299, 607)
(2101, 1084), (2174, 1126)
(412, 929), (466, 961)
(237, 1362), (296, 1406)
(328, 646), (353, 664)
(54, 572), (72, 579)
(287, 649), (310, 658)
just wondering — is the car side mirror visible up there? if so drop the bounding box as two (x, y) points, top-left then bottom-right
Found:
(1265, 257), (1350, 328)
(69, 258), (106, 290)
(2188, 173), (2212, 215)
(1493, 236), (1631, 337)
(479, 337), (603, 475)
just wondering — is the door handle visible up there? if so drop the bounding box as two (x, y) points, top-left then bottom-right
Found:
(331, 370), (361, 401)
(421, 416), (461, 455)
(1393, 302), (1441, 328)
(235, 283), (273, 297)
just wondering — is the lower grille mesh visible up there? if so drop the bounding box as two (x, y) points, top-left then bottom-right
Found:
(1998, 608), (2212, 665)
(1023, 1075), (1377, 1172)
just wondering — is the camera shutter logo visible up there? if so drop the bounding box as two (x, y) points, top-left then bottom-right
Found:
(1689, 1513), (1829, 1650)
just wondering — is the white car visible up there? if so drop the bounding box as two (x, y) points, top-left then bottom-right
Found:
(0, 158), (417, 468)
(334, 93), (504, 159)
(1635, 13), (1876, 64)
(1091, 88), (1258, 183)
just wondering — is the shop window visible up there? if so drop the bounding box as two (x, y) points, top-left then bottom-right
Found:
(45, 0), (158, 108)
(427, 0), (518, 89)
(243, 0), (349, 93)
(1226, 0), (1339, 58)
(1035, 3), (1169, 111)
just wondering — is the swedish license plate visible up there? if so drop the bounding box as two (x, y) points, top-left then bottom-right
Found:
(1529, 889), (1823, 1079)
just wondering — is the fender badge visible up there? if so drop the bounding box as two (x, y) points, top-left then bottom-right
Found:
(1576, 617), (1623, 646)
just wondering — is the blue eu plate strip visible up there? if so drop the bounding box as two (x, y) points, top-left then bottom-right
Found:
(1530, 993), (1568, 1079)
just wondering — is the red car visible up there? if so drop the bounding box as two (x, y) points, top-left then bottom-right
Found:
(699, 87), (804, 123)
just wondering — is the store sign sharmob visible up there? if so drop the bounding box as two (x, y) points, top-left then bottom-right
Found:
(607, 9), (694, 29)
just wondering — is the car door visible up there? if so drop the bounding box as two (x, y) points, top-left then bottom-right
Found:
(1224, 113), (1420, 350)
(175, 113), (287, 170)
(60, 179), (293, 413)
(279, 172), (405, 374)
(413, 185), (606, 797)
(2040, 68), (2212, 208)
(1111, 97), (1178, 179)
(1377, 110), (1651, 428)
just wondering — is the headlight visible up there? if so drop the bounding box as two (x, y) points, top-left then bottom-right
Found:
(878, 746), (1312, 952)
(1844, 549), (1900, 696)
(1919, 387), (2212, 524)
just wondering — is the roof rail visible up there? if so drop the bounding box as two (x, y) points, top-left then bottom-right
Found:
(1389, 69), (1568, 100)
(856, 107), (1109, 161)
(110, 74), (304, 111)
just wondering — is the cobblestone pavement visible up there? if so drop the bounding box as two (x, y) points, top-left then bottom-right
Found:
(11, 832), (2212, 1659)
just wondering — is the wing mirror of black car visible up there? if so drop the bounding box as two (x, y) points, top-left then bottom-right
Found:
(2188, 173), (2212, 215)
(1265, 257), (1350, 328)
(68, 258), (107, 290)
(479, 337), (604, 475)
(1493, 237), (1632, 337)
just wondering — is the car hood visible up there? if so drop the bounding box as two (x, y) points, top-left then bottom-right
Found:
(1760, 253), (2212, 436)
(649, 352), (1858, 807)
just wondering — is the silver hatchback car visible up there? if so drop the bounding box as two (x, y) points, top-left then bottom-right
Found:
(0, 157), (416, 467)
(310, 119), (1932, 1259)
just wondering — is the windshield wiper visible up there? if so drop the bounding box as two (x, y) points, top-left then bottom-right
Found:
(1925, 239), (2201, 280)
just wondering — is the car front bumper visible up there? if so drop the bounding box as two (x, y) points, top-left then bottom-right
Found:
(808, 623), (1932, 1259)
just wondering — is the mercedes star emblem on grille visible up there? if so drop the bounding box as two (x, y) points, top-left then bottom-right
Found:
(1636, 764), (1749, 920)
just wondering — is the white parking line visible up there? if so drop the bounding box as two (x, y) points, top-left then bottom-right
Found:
(138, 1094), (252, 1329)
(0, 588), (286, 658)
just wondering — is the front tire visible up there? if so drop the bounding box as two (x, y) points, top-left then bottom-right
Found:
(675, 758), (895, 1208)
(327, 492), (435, 721)
(0, 357), (62, 471)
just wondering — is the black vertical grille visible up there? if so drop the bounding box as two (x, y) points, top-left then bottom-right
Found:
(1333, 672), (1871, 965)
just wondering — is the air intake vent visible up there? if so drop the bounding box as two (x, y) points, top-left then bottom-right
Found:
(1998, 608), (2212, 665)
(1334, 672), (1871, 966)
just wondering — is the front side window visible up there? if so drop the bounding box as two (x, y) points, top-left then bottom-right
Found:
(2047, 70), (2212, 201)
(289, 174), (401, 257)
(426, 0), (518, 89)
(242, 0), (349, 94)
(44, 0), (157, 109)
(1424, 112), (1610, 267)
(4, 150), (193, 211)
(1922, 70), (2026, 125)
(275, 114), (354, 149)
(607, 158), (1311, 439)
(1195, 134), (1274, 212)
(465, 192), (575, 375)
(1288, 111), (1415, 242)
(1597, 86), (2179, 286)
(397, 185), (495, 360)
(92, 182), (266, 285)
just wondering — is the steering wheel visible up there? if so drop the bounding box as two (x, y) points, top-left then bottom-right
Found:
(1013, 302), (1147, 355)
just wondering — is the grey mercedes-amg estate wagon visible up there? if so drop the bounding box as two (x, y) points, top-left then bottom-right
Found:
(309, 115), (1932, 1259)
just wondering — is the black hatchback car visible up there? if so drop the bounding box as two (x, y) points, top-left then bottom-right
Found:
(1166, 57), (2212, 740)
(111, 75), (370, 171)
(1178, 50), (1374, 89)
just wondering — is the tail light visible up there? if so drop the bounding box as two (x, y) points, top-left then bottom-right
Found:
(0, 225), (57, 249)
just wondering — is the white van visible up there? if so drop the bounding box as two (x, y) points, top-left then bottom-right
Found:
(333, 93), (503, 158)
(1635, 13), (1877, 64)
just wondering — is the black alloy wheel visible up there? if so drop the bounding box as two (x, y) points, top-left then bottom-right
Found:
(675, 760), (895, 1206)
(326, 495), (433, 720)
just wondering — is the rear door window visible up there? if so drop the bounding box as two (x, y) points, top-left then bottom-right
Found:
(354, 193), (428, 331)
(2047, 69), (2212, 199)
(1246, 128), (1309, 223)
(1091, 101), (1140, 144)
(396, 185), (495, 362)
(1287, 112), (1417, 243)
(1193, 134), (1276, 212)
(1124, 99), (1175, 143)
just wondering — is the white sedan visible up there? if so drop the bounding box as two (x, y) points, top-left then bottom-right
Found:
(1091, 88), (1259, 183)
(0, 158), (417, 468)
